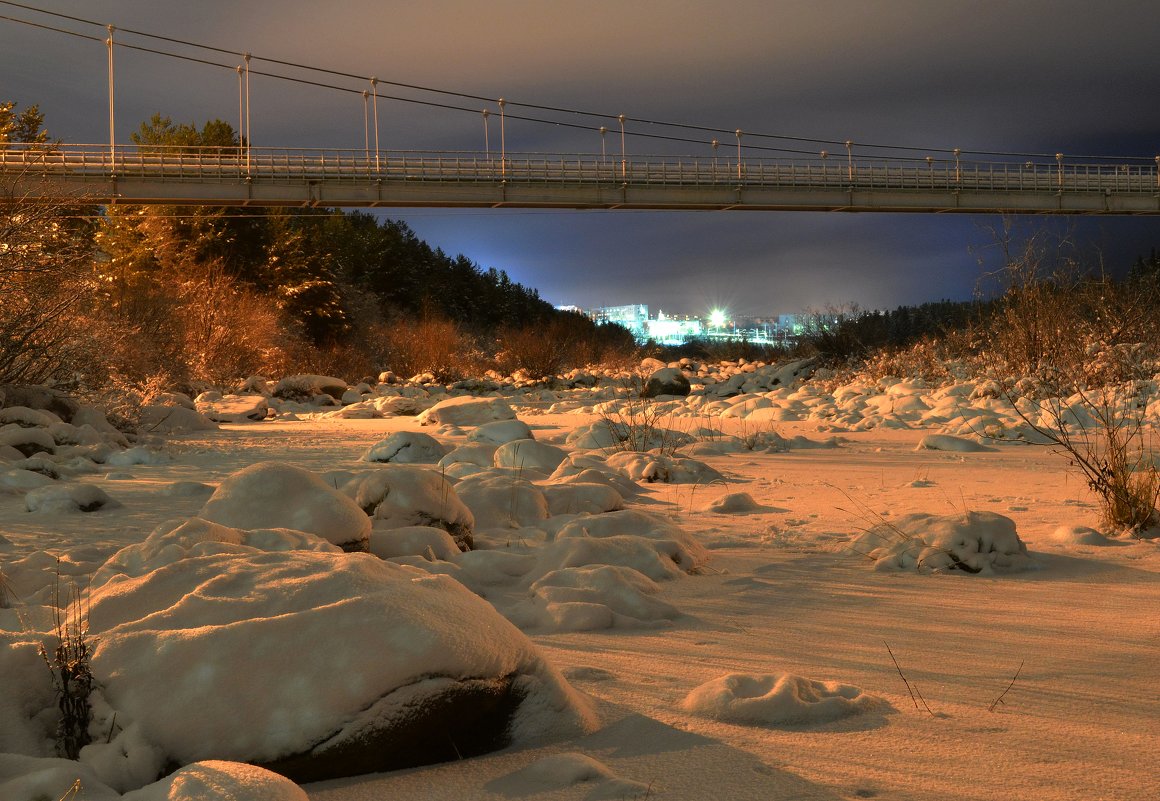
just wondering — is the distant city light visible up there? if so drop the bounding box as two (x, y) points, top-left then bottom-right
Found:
(709, 308), (727, 328)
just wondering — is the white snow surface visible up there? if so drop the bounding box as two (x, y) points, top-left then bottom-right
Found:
(1, 364), (1159, 801)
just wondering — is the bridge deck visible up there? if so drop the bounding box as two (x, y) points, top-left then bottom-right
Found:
(3, 145), (1159, 214)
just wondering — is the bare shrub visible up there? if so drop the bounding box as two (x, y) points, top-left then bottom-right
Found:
(374, 314), (482, 382)
(39, 575), (93, 760)
(180, 262), (290, 386)
(597, 374), (690, 457)
(1003, 375), (1160, 533)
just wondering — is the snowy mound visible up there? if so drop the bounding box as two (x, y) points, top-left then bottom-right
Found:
(341, 466), (474, 549)
(680, 673), (884, 725)
(25, 483), (118, 513)
(701, 491), (763, 514)
(121, 761), (307, 801)
(417, 396), (515, 427)
(512, 565), (680, 632)
(488, 752), (651, 799)
(199, 462), (371, 551)
(604, 451), (724, 484)
(468, 419), (534, 445)
(91, 517), (341, 589)
(363, 431), (448, 464)
(87, 550), (595, 785)
(195, 393), (270, 423)
(851, 510), (1033, 573)
(456, 473), (550, 531)
(1048, 525), (1112, 546)
(915, 434), (996, 453)
(494, 439), (568, 473)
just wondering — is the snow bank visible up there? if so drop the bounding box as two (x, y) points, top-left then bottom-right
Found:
(680, 673), (884, 725)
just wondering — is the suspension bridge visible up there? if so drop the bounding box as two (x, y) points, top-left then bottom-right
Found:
(2, 2), (1159, 214)
(4, 143), (1160, 214)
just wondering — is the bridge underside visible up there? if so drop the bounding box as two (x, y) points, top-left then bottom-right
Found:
(8, 175), (1160, 214)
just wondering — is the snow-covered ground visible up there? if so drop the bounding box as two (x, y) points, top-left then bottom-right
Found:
(2, 362), (1158, 801)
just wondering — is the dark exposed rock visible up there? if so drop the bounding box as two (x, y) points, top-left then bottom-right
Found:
(257, 675), (523, 784)
(641, 367), (691, 398)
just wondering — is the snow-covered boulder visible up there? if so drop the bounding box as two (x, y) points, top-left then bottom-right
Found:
(468, 419), (534, 445)
(25, 484), (118, 513)
(87, 551), (594, 784)
(91, 517), (341, 589)
(272, 375), (348, 402)
(604, 451), (724, 484)
(493, 439), (567, 474)
(915, 434), (996, 453)
(138, 405), (218, 433)
(417, 396), (515, 427)
(850, 510), (1033, 573)
(195, 394), (270, 423)
(368, 526), (462, 561)
(342, 466), (474, 549)
(439, 443), (499, 470)
(542, 483), (624, 516)
(199, 462), (371, 552)
(0, 754), (120, 801)
(0, 425), (55, 457)
(363, 432), (448, 464)
(456, 474), (550, 531)
(642, 367), (691, 398)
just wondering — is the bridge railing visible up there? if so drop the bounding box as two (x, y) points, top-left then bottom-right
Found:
(2, 143), (1158, 195)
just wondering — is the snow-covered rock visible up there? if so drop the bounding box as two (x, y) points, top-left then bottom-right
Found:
(850, 510), (1033, 573)
(196, 394), (270, 423)
(417, 396), (515, 427)
(87, 550), (594, 784)
(272, 374), (348, 402)
(199, 462), (371, 552)
(468, 419), (534, 445)
(25, 483), (118, 513)
(342, 466), (474, 549)
(363, 431), (448, 464)
(493, 439), (568, 473)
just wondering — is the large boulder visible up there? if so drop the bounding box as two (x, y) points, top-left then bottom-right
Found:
(195, 394), (270, 423)
(87, 550), (594, 785)
(641, 367), (691, 398)
(272, 375), (348, 402)
(417, 396), (515, 427)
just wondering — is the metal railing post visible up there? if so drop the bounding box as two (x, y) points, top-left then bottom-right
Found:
(106, 25), (116, 168)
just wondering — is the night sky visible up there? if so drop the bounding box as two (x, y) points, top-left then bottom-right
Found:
(4, 0), (1160, 316)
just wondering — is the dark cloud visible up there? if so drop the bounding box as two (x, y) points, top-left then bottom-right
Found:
(4, 0), (1160, 315)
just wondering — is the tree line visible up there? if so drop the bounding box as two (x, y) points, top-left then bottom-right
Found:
(1, 102), (634, 392)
